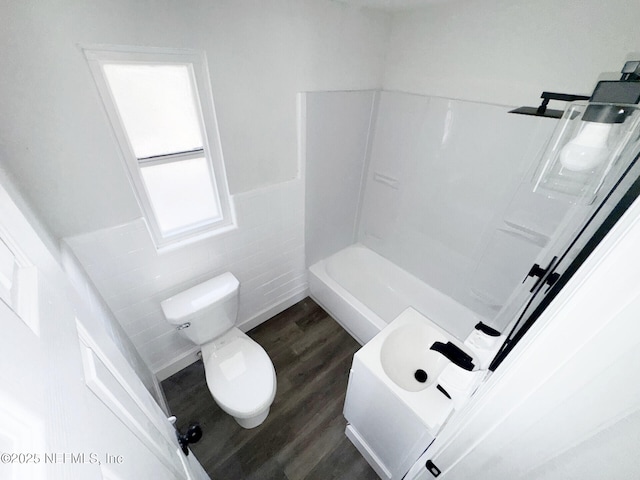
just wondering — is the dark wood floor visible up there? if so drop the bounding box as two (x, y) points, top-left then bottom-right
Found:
(162, 297), (379, 480)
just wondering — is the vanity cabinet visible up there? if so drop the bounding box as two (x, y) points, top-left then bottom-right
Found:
(344, 355), (435, 480)
(343, 308), (461, 479)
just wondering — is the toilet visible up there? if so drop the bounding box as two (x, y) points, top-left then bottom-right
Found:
(160, 272), (276, 429)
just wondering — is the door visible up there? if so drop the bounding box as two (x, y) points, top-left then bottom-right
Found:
(0, 182), (208, 479)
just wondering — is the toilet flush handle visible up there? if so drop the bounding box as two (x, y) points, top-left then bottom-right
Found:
(177, 322), (191, 331)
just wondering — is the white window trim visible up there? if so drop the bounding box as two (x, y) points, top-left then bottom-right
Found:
(82, 45), (236, 250)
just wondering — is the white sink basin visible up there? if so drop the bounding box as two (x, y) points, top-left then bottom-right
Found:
(344, 307), (485, 479)
(351, 307), (478, 433)
(380, 322), (451, 392)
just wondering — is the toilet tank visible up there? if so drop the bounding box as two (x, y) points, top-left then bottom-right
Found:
(161, 272), (240, 345)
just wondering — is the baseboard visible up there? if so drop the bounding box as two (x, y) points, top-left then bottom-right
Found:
(345, 425), (392, 480)
(155, 346), (202, 381)
(153, 287), (309, 381)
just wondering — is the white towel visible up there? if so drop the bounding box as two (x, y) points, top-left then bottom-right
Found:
(464, 330), (507, 370)
(437, 364), (486, 410)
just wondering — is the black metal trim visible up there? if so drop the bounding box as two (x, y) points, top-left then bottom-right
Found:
(509, 92), (590, 119)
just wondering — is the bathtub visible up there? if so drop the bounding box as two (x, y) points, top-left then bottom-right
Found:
(308, 244), (481, 345)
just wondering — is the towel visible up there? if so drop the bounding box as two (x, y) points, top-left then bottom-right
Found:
(464, 329), (507, 370)
(437, 364), (486, 410)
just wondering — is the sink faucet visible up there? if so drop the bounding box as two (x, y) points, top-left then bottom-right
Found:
(430, 342), (474, 371)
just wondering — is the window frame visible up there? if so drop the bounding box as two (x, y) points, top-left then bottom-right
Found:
(83, 45), (235, 250)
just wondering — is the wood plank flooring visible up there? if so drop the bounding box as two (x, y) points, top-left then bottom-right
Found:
(162, 297), (379, 480)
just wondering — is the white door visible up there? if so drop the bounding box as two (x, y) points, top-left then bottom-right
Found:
(0, 183), (208, 479)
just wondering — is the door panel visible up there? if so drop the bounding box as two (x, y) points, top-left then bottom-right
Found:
(77, 324), (188, 479)
(0, 183), (206, 479)
(0, 301), (47, 480)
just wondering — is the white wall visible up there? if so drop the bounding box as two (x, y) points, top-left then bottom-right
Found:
(304, 90), (377, 267)
(1, 0), (390, 238)
(383, 0), (640, 107)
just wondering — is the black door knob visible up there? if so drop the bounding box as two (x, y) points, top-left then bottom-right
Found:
(177, 422), (203, 455)
(185, 423), (203, 444)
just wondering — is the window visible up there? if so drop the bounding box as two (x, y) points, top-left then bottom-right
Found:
(83, 47), (235, 248)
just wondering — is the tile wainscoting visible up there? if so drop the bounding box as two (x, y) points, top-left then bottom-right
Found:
(65, 178), (307, 376)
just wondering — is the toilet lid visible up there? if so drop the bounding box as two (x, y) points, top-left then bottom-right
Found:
(203, 336), (276, 418)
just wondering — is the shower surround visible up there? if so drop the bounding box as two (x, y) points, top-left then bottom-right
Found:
(304, 90), (570, 341)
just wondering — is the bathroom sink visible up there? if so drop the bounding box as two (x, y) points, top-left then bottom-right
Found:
(379, 322), (451, 392)
(344, 306), (490, 480)
(344, 307), (486, 478)
(348, 307), (479, 434)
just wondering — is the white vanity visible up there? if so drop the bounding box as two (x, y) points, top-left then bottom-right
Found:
(344, 308), (490, 479)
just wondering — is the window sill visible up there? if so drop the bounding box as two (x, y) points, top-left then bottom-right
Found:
(153, 221), (238, 255)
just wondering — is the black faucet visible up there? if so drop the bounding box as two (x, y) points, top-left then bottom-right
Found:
(430, 341), (474, 371)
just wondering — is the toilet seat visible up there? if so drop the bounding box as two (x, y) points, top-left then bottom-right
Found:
(202, 329), (276, 419)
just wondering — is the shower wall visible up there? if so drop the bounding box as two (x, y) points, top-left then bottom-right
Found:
(304, 90), (571, 325)
(359, 92), (570, 321)
(303, 91), (377, 266)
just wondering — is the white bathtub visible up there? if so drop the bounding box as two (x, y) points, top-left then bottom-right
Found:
(309, 244), (482, 345)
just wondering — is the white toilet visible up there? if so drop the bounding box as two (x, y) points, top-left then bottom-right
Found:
(160, 272), (276, 429)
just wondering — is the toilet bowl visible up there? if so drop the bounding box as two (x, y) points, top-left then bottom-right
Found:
(201, 328), (276, 429)
(161, 272), (277, 428)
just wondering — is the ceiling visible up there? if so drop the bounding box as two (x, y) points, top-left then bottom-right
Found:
(334, 0), (450, 11)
